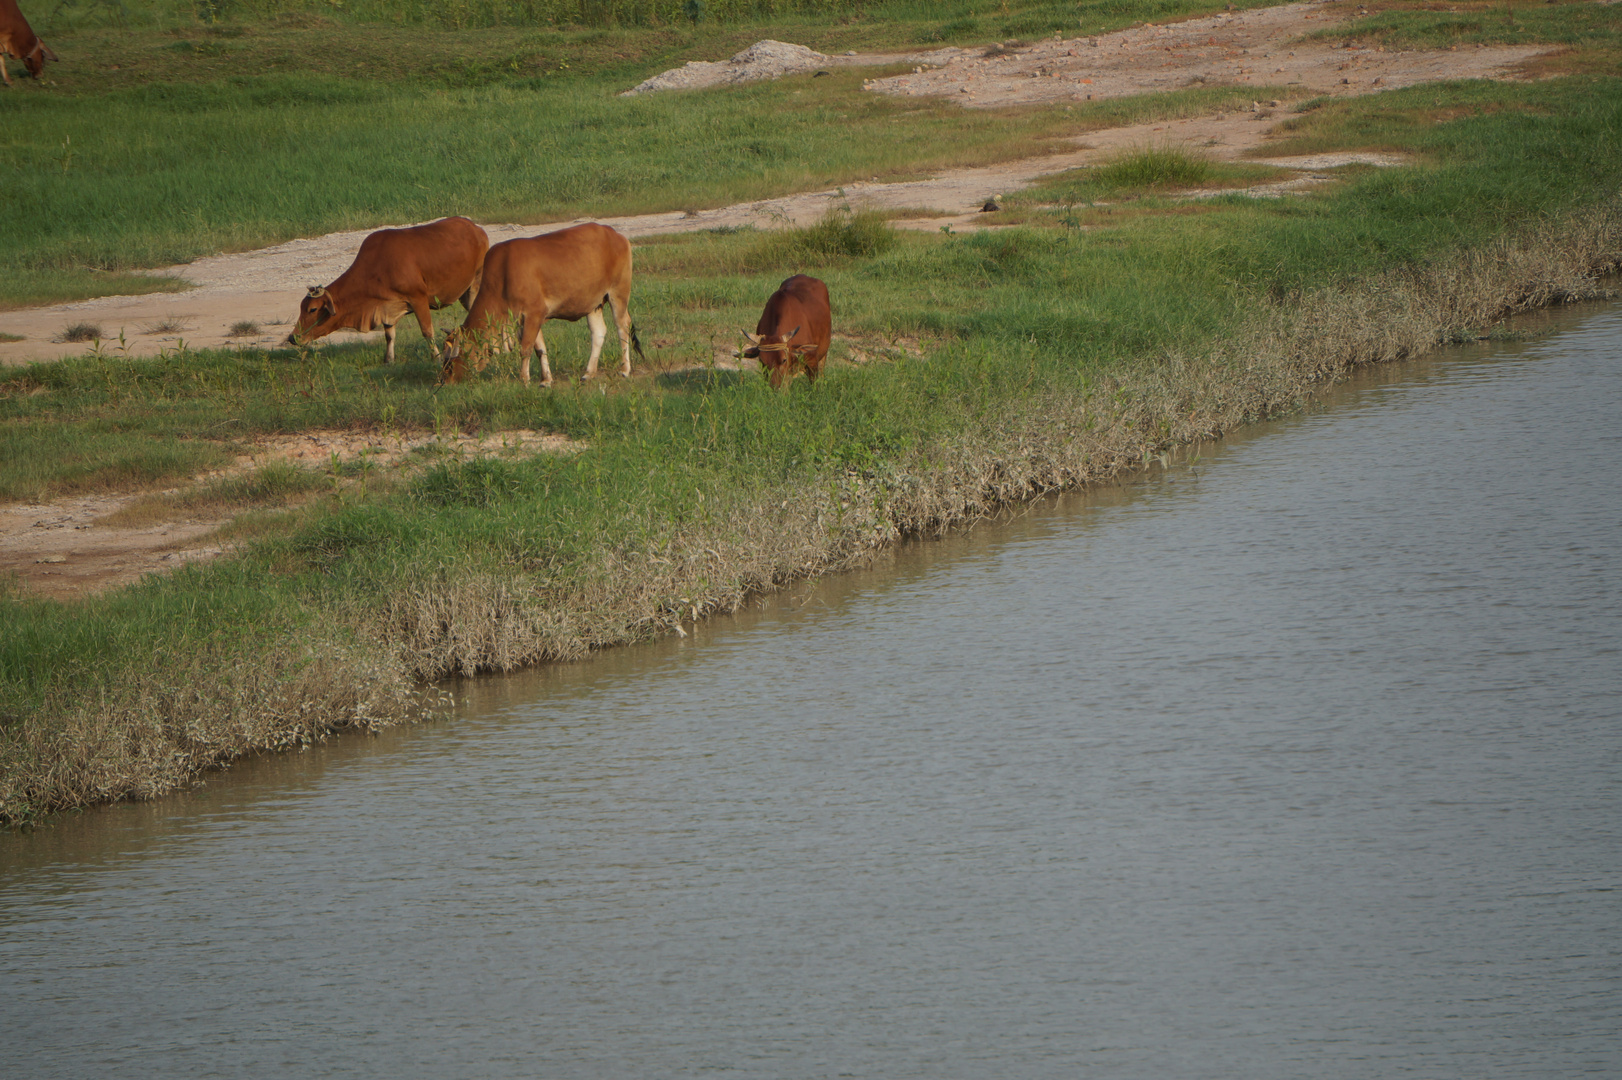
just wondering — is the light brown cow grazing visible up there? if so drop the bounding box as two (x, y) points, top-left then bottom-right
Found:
(742, 274), (832, 389)
(441, 222), (644, 387)
(1, 0), (57, 87)
(288, 216), (488, 364)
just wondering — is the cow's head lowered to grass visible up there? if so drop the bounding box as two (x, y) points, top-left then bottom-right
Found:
(287, 286), (337, 346)
(742, 327), (817, 389)
(437, 325), (505, 384)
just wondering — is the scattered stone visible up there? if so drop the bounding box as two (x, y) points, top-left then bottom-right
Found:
(622, 40), (833, 95)
(981, 198), (1001, 212)
(35, 554), (66, 564)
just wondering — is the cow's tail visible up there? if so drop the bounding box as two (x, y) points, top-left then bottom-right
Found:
(630, 322), (648, 365)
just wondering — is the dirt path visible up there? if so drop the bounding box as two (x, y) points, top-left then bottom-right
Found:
(0, 1), (1552, 598)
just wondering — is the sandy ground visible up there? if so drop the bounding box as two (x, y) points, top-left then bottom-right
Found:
(860, 1), (1544, 108)
(0, 0), (1551, 597)
(4, 429), (576, 601)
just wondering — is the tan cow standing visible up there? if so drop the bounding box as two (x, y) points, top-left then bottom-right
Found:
(0, 0), (57, 87)
(289, 216), (488, 364)
(441, 222), (644, 387)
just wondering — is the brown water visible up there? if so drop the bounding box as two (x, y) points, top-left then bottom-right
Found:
(3, 303), (1620, 1078)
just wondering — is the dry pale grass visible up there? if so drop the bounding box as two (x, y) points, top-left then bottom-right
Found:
(5, 201), (1618, 825)
(0, 633), (420, 821)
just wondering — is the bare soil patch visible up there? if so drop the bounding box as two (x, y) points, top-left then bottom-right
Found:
(3, 429), (577, 600)
(862, 1), (1544, 109)
(224, 428), (577, 474)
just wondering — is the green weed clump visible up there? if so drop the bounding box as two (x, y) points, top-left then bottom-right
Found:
(748, 206), (899, 269)
(1096, 146), (1214, 191)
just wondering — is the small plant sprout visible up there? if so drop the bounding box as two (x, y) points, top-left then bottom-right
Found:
(143, 315), (194, 335)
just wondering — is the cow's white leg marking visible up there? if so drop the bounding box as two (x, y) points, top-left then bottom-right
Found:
(527, 316), (551, 387)
(382, 322), (397, 364)
(582, 307), (608, 380)
(610, 292), (634, 377)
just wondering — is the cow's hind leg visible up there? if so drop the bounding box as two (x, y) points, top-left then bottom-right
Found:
(580, 306), (609, 381)
(607, 286), (639, 377)
(409, 299), (438, 359)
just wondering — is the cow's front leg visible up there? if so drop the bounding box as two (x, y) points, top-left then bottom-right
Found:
(581, 307), (608, 380)
(382, 322), (397, 364)
(522, 316), (552, 387)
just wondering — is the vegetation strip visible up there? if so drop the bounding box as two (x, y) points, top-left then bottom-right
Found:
(2, 0), (1620, 825)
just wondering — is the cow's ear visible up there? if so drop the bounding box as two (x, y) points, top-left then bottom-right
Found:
(742, 331), (761, 346)
(43, 46), (59, 62)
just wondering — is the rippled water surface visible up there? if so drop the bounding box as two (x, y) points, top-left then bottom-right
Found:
(4, 304), (1620, 1079)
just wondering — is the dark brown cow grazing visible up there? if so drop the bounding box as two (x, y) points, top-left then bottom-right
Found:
(742, 274), (832, 390)
(441, 222), (644, 387)
(288, 216), (488, 364)
(0, 0), (57, 87)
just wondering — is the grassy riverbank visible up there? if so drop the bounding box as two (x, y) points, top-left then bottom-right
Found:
(3, 1), (1621, 824)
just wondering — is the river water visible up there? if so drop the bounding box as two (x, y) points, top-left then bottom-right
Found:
(3, 303), (1620, 1078)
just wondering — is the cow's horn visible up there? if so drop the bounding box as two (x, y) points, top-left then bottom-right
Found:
(742, 331), (761, 345)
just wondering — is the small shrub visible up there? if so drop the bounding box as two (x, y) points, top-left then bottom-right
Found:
(752, 207), (899, 269)
(0, 332), (23, 343)
(1096, 147), (1214, 191)
(144, 315), (194, 334)
(61, 323), (102, 343)
(918, 17), (978, 43)
(229, 320), (262, 337)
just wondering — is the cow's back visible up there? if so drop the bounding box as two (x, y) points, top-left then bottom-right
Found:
(479, 223), (632, 321)
(341, 216), (487, 300)
(762, 274), (832, 346)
